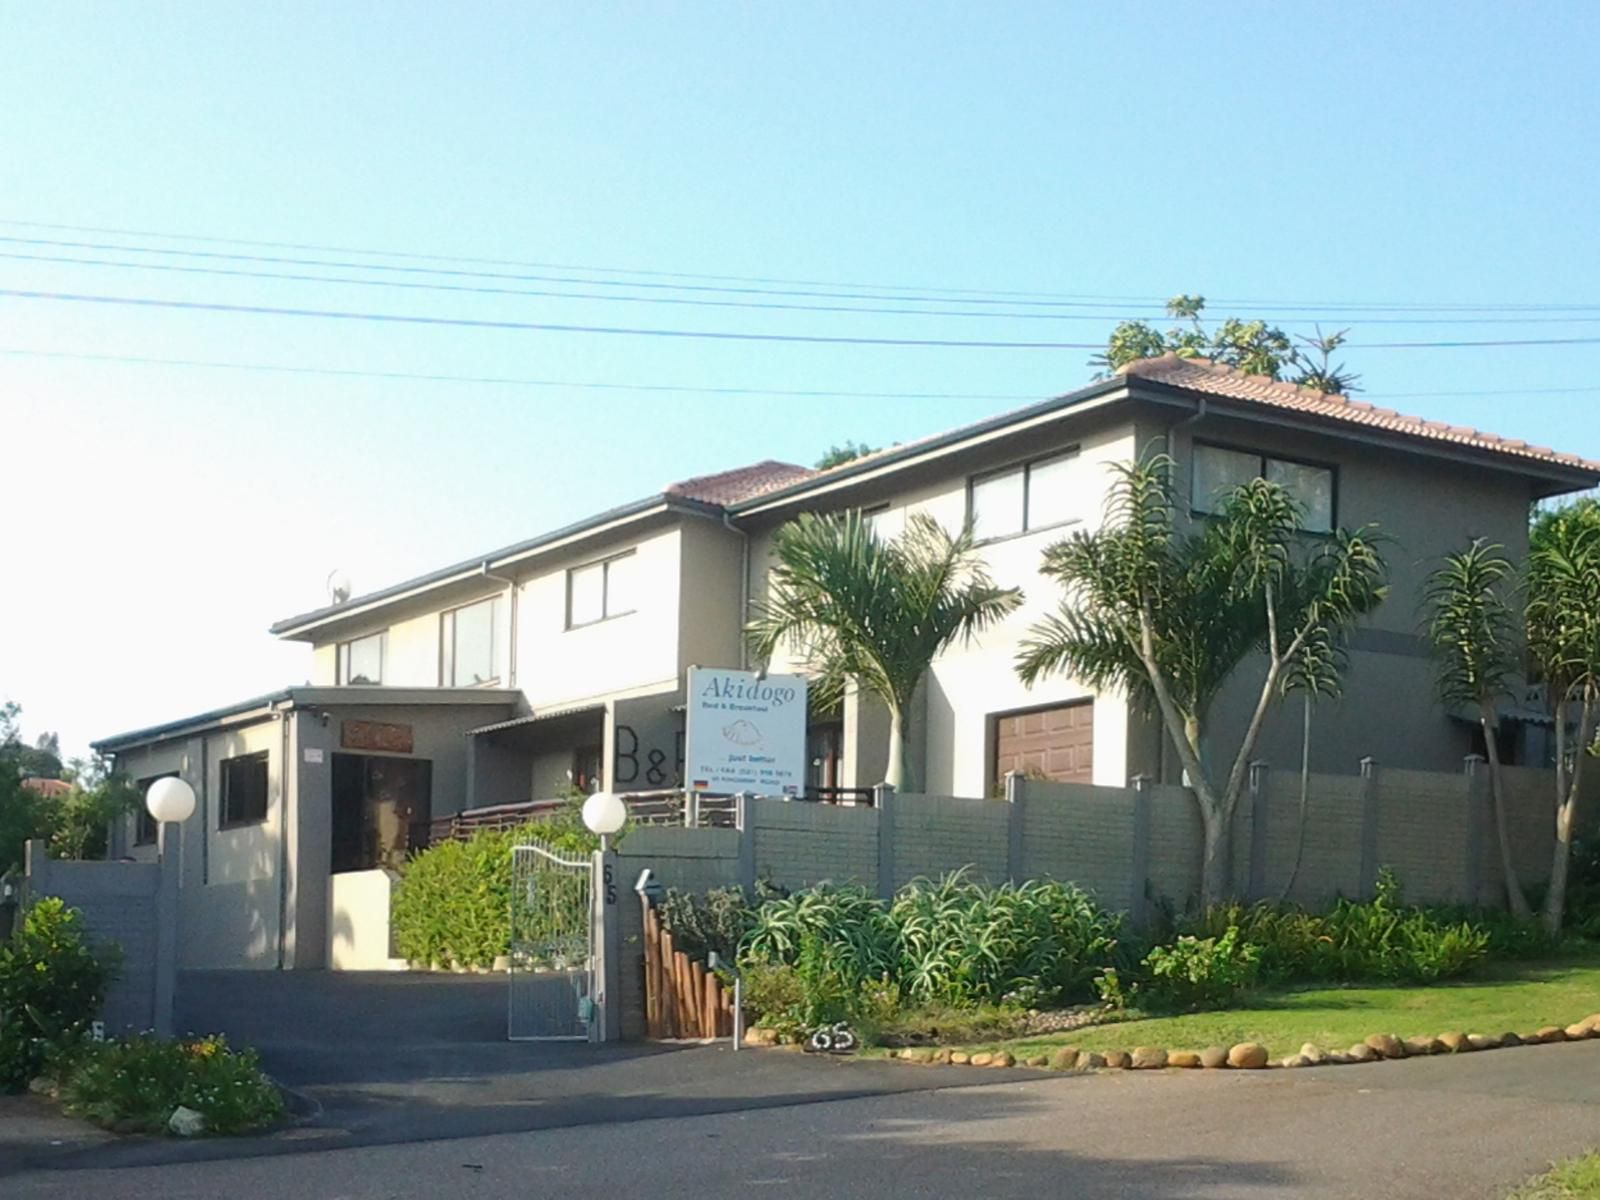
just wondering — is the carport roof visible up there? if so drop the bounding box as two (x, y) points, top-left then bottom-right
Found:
(467, 703), (605, 737)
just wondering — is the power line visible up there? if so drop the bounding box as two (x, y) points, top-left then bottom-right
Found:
(0, 346), (1042, 400)
(11, 250), (1600, 328)
(0, 235), (1163, 312)
(6, 287), (1600, 352)
(5, 227), (1600, 318)
(0, 288), (1107, 348)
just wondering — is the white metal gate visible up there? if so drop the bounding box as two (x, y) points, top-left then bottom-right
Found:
(508, 844), (594, 1041)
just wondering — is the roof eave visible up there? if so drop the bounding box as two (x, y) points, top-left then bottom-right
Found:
(727, 376), (1133, 515)
(1125, 378), (1600, 494)
(269, 494), (724, 640)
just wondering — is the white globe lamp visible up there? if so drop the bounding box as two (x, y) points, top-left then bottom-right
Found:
(145, 776), (197, 825)
(581, 790), (626, 850)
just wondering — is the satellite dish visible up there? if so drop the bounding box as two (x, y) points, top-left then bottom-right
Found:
(327, 569), (353, 606)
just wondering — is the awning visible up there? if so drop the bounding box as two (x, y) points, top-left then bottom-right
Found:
(467, 703), (604, 737)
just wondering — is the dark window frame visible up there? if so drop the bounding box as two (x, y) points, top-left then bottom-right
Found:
(1189, 438), (1339, 534)
(336, 629), (387, 685)
(134, 771), (177, 846)
(565, 550), (638, 630)
(218, 751), (270, 830)
(966, 446), (1082, 543)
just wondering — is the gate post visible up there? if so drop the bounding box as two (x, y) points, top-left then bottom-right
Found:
(591, 848), (622, 1042)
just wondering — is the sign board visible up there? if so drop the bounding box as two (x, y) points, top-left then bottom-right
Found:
(685, 667), (808, 796)
(341, 720), (414, 754)
(302, 747), (325, 764)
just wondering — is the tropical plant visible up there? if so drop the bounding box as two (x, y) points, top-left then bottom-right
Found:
(1525, 499), (1600, 932)
(1095, 296), (1360, 395)
(1422, 540), (1532, 916)
(888, 872), (1122, 1006)
(747, 511), (1023, 790)
(1017, 452), (1388, 905)
(739, 882), (899, 984)
(814, 441), (877, 470)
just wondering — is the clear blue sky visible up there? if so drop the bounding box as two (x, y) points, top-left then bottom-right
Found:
(3, 2), (1598, 758)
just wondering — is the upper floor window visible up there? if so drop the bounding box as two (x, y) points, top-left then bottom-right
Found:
(969, 449), (1079, 541)
(567, 551), (637, 628)
(219, 752), (269, 829)
(442, 596), (501, 686)
(1191, 443), (1335, 534)
(337, 631), (386, 685)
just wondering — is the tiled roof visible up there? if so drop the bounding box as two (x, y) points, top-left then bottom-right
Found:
(665, 460), (815, 505)
(1120, 354), (1600, 473)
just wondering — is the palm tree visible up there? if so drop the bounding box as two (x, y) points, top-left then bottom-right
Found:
(1525, 504), (1600, 932)
(1422, 541), (1533, 918)
(1017, 452), (1388, 907)
(746, 511), (1023, 792)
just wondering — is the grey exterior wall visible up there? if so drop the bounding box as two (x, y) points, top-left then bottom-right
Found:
(23, 837), (175, 1036)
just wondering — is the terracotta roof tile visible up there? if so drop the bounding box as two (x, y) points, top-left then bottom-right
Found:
(664, 459), (815, 505)
(1119, 354), (1600, 473)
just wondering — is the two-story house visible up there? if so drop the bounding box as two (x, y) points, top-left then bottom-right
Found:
(95, 357), (1597, 969)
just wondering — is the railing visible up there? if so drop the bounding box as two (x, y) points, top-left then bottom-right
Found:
(427, 784), (879, 844)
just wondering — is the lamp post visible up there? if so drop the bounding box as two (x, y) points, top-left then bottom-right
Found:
(145, 777), (197, 830)
(580, 790), (626, 853)
(144, 776), (194, 1039)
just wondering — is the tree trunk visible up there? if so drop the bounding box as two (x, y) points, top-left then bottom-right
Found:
(1480, 711), (1533, 918)
(884, 708), (916, 793)
(1198, 801), (1231, 909)
(1278, 693), (1313, 904)
(1544, 691), (1595, 935)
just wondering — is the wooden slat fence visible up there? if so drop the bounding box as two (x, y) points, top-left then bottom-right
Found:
(641, 899), (735, 1040)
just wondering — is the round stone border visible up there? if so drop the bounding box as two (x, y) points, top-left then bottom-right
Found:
(849, 1010), (1600, 1073)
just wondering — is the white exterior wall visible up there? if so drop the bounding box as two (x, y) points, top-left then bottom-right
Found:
(746, 420), (1140, 797)
(516, 527), (683, 708)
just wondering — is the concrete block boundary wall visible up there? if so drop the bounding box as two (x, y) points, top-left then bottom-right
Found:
(612, 758), (1579, 1039)
(21, 829), (179, 1037)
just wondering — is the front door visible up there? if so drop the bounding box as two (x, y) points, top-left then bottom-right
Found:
(331, 753), (433, 873)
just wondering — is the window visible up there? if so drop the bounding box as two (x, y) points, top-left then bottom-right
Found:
(337, 631), (386, 685)
(134, 772), (176, 845)
(1192, 443), (1335, 533)
(442, 597), (500, 686)
(969, 450), (1080, 541)
(567, 551), (637, 628)
(219, 752), (269, 829)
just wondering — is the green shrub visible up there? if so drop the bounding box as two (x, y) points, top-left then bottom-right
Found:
(1135, 926), (1261, 1012)
(890, 872), (1122, 1006)
(740, 882), (899, 986)
(1183, 869), (1490, 984)
(736, 871), (1124, 1021)
(392, 811), (599, 969)
(657, 880), (786, 964)
(0, 898), (111, 1091)
(739, 961), (810, 1040)
(56, 1034), (284, 1135)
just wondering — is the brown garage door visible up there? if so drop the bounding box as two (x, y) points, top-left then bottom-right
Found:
(993, 701), (1093, 788)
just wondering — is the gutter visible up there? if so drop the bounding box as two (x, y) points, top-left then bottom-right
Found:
(480, 562), (519, 688)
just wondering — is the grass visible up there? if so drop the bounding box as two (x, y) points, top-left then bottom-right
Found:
(1508, 1152), (1600, 1199)
(943, 954), (1600, 1060)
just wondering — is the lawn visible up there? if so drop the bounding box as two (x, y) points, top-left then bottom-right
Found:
(1508, 1152), (1600, 1199)
(948, 954), (1600, 1061)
